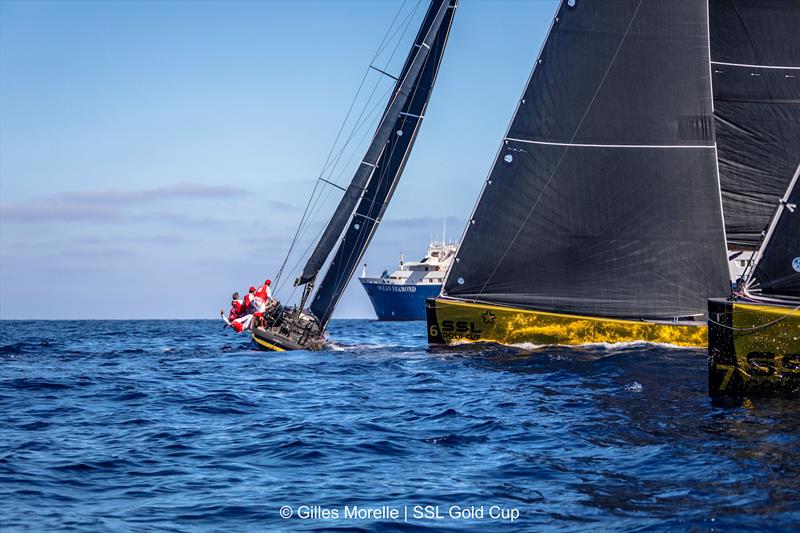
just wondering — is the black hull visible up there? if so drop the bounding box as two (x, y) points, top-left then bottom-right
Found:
(249, 305), (326, 352)
(252, 326), (327, 352)
(252, 327), (309, 352)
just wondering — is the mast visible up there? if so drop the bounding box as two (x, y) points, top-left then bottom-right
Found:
(296, 0), (454, 289)
(442, 0), (730, 320)
(709, 0), (800, 249)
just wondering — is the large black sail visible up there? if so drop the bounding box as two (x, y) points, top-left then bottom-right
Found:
(747, 165), (800, 300)
(443, 0), (730, 320)
(310, 0), (457, 326)
(710, 0), (800, 249)
(297, 0), (453, 287)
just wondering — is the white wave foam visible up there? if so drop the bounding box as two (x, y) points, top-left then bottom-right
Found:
(623, 381), (644, 392)
(506, 342), (546, 350)
(578, 340), (701, 350)
(324, 342), (346, 351)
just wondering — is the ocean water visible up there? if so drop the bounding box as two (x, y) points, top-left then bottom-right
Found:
(1, 319), (798, 532)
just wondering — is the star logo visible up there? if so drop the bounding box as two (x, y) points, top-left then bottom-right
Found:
(481, 310), (496, 324)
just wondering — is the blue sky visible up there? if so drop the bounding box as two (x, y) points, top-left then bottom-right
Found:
(0, 0), (558, 319)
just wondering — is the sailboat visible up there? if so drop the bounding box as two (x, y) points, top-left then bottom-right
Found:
(428, 0), (737, 348)
(252, 0), (457, 352)
(709, 166), (800, 396)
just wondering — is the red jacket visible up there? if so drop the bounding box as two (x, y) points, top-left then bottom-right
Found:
(255, 284), (271, 301)
(243, 293), (255, 311)
(229, 300), (245, 321)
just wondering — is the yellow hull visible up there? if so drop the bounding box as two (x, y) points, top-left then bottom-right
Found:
(708, 299), (800, 397)
(426, 298), (708, 348)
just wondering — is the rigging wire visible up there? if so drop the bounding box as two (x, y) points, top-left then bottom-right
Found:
(273, 70), (402, 297)
(274, 85), (391, 295)
(307, 2), (421, 225)
(273, 0), (423, 301)
(272, 1), (406, 290)
(317, 1), (421, 181)
(314, 23), (441, 323)
(279, 94), (399, 307)
(273, 85), (395, 296)
(273, 2), (419, 291)
(707, 304), (800, 331)
(272, 0), (419, 293)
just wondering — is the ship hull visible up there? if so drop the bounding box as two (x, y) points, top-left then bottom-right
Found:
(360, 278), (441, 320)
(251, 309), (326, 352)
(252, 327), (307, 352)
(708, 298), (800, 397)
(426, 297), (708, 348)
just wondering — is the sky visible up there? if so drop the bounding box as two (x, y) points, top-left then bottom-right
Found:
(0, 0), (558, 319)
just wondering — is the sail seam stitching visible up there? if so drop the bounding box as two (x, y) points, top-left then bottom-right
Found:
(711, 61), (800, 70)
(505, 137), (714, 149)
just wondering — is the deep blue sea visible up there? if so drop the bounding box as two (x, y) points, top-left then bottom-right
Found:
(1, 320), (799, 532)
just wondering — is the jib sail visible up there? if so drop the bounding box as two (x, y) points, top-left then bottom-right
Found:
(710, 0), (800, 249)
(443, 0), (730, 320)
(745, 164), (800, 300)
(307, 0), (457, 327)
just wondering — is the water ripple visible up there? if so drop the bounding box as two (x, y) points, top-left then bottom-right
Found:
(0, 319), (798, 531)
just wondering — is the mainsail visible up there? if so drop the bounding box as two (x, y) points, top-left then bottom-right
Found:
(745, 164), (800, 300)
(442, 0), (730, 320)
(301, 0), (457, 327)
(710, 0), (800, 249)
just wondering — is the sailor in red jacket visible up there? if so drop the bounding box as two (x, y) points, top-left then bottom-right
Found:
(228, 292), (244, 322)
(243, 286), (257, 313)
(253, 279), (272, 312)
(220, 290), (253, 333)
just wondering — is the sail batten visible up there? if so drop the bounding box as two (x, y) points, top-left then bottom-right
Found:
(443, 0), (730, 320)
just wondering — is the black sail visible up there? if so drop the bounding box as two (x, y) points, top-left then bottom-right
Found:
(443, 0), (730, 320)
(297, 0), (453, 287)
(747, 165), (800, 300)
(710, 0), (800, 249)
(309, 0), (457, 327)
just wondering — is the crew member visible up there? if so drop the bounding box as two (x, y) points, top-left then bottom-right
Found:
(228, 292), (244, 322)
(220, 291), (253, 333)
(254, 279), (272, 312)
(243, 286), (257, 313)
